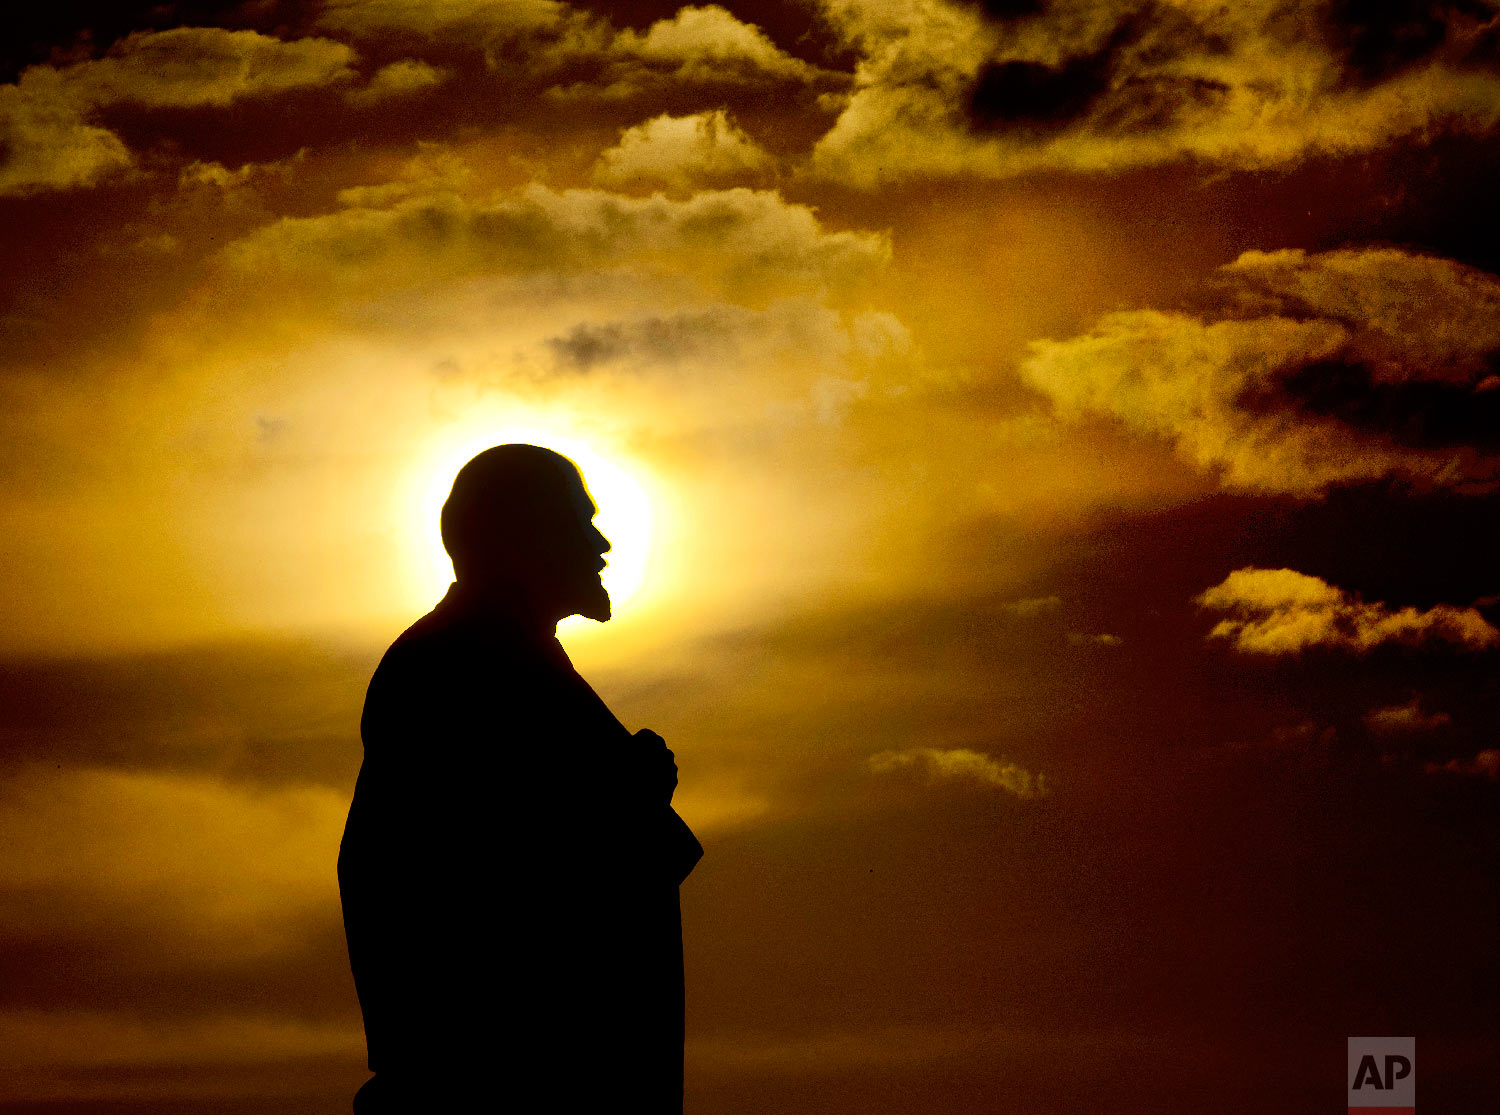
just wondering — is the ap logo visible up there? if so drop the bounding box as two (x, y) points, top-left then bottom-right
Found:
(1348, 1037), (1414, 1114)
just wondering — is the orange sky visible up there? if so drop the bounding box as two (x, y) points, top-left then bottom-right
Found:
(2, 2), (1500, 1112)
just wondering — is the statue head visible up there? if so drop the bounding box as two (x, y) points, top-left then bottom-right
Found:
(440, 443), (612, 624)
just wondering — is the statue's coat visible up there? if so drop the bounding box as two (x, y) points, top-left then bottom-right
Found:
(339, 583), (702, 1110)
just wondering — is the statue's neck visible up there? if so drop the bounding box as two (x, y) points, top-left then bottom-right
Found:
(441, 578), (560, 638)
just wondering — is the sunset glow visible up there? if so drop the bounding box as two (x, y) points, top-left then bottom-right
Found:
(2, 1), (1499, 1112)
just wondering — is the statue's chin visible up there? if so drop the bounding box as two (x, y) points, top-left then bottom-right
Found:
(575, 581), (612, 623)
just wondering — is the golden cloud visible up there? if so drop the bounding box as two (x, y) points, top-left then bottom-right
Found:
(1196, 567), (1500, 654)
(1021, 247), (1500, 494)
(320, 0), (831, 95)
(1363, 696), (1453, 734)
(607, 4), (821, 85)
(868, 746), (1048, 797)
(345, 58), (449, 105)
(1424, 748), (1500, 778)
(0, 28), (358, 196)
(64, 28), (358, 108)
(0, 765), (345, 951)
(1220, 248), (1500, 383)
(809, 0), (1500, 185)
(0, 77), (131, 196)
(593, 109), (775, 189)
(218, 182), (890, 305)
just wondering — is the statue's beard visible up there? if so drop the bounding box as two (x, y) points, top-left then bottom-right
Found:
(575, 576), (612, 623)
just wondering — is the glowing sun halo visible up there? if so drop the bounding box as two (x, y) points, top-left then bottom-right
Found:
(409, 430), (656, 620)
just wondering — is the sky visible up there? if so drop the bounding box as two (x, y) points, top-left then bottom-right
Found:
(1, 1), (1499, 1111)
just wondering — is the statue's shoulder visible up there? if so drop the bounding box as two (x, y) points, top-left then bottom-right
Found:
(360, 611), (548, 759)
(371, 605), (555, 708)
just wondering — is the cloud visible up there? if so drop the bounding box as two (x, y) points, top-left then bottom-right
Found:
(1364, 696), (1453, 734)
(317, 0), (568, 38)
(808, 0), (1500, 185)
(1006, 595), (1061, 616)
(1196, 567), (1500, 654)
(607, 5), (821, 85)
(0, 765), (345, 951)
(0, 640), (367, 786)
(346, 59), (449, 105)
(1424, 748), (1500, 778)
(320, 1), (830, 96)
(0, 78), (131, 196)
(60, 28), (357, 109)
(547, 306), (749, 372)
(545, 301), (828, 373)
(0, 28), (358, 196)
(1067, 632), (1123, 647)
(869, 747), (1047, 797)
(0, 1009), (363, 1104)
(546, 5), (840, 99)
(1220, 248), (1500, 384)
(1021, 247), (1500, 494)
(218, 182), (890, 305)
(594, 109), (775, 188)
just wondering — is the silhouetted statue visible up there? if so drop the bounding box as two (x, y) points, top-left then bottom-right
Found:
(338, 444), (703, 1112)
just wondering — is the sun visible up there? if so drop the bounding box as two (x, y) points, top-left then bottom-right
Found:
(406, 427), (657, 623)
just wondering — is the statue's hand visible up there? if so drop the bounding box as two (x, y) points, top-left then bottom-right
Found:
(633, 728), (678, 805)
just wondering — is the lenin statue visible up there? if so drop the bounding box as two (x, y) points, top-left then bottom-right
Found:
(338, 443), (703, 1112)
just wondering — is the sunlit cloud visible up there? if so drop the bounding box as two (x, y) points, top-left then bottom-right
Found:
(1196, 567), (1500, 654)
(0, 29), (357, 196)
(1424, 748), (1500, 779)
(1022, 248), (1500, 495)
(345, 59), (449, 105)
(0, 765), (344, 951)
(1066, 631), (1122, 647)
(809, 0), (1500, 185)
(216, 182), (889, 307)
(594, 110), (775, 189)
(319, 0), (835, 96)
(1363, 696), (1453, 734)
(1005, 595), (1062, 617)
(868, 747), (1048, 798)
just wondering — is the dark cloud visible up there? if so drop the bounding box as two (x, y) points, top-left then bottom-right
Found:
(1090, 73), (1229, 134)
(0, 638), (372, 787)
(967, 37), (1120, 132)
(546, 309), (741, 371)
(0, 906), (353, 1018)
(965, 11), (1233, 137)
(1324, 0), (1496, 86)
(1238, 354), (1500, 450)
(0, 2), (288, 82)
(549, 321), (634, 372)
(963, 0), (1047, 21)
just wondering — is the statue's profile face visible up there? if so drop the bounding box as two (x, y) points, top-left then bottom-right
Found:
(551, 469), (613, 623)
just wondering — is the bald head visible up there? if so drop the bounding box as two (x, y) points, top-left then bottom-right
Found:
(440, 444), (612, 623)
